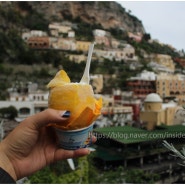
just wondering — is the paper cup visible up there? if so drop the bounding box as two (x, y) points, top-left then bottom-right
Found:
(54, 123), (94, 150)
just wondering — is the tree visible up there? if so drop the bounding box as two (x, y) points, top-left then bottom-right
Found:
(125, 169), (160, 183)
(143, 33), (151, 41)
(28, 166), (54, 183)
(29, 156), (89, 184)
(0, 106), (18, 120)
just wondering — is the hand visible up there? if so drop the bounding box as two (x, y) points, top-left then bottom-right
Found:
(0, 109), (94, 181)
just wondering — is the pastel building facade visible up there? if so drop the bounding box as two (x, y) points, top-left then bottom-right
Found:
(140, 93), (177, 130)
(154, 54), (175, 73)
(76, 41), (91, 52)
(156, 73), (185, 101)
(126, 71), (157, 99)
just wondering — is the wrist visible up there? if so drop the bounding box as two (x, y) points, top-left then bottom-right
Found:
(0, 144), (17, 181)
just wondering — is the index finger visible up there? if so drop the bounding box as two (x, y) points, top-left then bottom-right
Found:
(22, 109), (68, 129)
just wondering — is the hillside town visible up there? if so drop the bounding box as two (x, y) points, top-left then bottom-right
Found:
(1, 21), (185, 183)
(1, 21), (185, 127)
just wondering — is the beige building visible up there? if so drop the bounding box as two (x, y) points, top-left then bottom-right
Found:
(140, 93), (177, 130)
(156, 73), (169, 98)
(110, 38), (120, 49)
(76, 41), (91, 52)
(49, 23), (72, 36)
(94, 46), (136, 62)
(93, 29), (111, 47)
(156, 73), (185, 101)
(90, 74), (103, 93)
(57, 38), (76, 50)
(68, 54), (87, 63)
(154, 54), (175, 73)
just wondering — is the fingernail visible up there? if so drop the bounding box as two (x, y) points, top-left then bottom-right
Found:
(62, 111), (70, 118)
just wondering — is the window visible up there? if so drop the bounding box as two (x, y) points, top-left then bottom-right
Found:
(19, 107), (30, 115)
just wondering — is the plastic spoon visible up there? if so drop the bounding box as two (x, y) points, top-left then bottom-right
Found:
(80, 43), (95, 84)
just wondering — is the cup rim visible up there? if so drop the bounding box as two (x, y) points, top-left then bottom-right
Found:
(54, 122), (94, 133)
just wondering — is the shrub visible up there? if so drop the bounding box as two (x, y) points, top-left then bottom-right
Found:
(0, 106), (18, 119)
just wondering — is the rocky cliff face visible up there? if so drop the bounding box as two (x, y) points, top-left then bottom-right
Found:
(0, 1), (145, 34)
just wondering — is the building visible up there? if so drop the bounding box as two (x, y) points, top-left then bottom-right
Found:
(147, 61), (172, 73)
(110, 38), (120, 49)
(48, 22), (73, 37)
(93, 29), (107, 37)
(126, 70), (185, 103)
(94, 46), (136, 62)
(76, 41), (91, 52)
(0, 83), (49, 121)
(27, 37), (50, 49)
(22, 30), (47, 41)
(95, 105), (133, 128)
(93, 29), (111, 47)
(123, 99), (141, 122)
(94, 36), (110, 47)
(55, 38), (76, 50)
(68, 54), (87, 63)
(92, 92), (133, 128)
(93, 124), (185, 183)
(110, 90), (141, 122)
(140, 93), (178, 130)
(126, 71), (157, 99)
(90, 74), (103, 94)
(145, 54), (175, 74)
(156, 73), (185, 100)
(174, 58), (185, 68)
(153, 54), (175, 74)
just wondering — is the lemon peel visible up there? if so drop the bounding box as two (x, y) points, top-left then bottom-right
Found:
(47, 70), (70, 88)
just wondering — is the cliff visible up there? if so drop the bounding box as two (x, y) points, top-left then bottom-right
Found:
(0, 1), (145, 34)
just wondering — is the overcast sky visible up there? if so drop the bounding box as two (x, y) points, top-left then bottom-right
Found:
(117, 1), (185, 51)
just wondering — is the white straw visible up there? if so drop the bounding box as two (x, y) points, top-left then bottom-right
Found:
(80, 42), (95, 84)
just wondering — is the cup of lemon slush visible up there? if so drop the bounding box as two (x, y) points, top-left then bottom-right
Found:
(47, 44), (102, 150)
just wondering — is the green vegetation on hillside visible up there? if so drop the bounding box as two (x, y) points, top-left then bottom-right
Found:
(130, 39), (180, 58)
(28, 154), (159, 184)
(0, 1), (184, 99)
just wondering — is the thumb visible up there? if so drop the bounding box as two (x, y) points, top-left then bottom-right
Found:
(22, 108), (69, 129)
